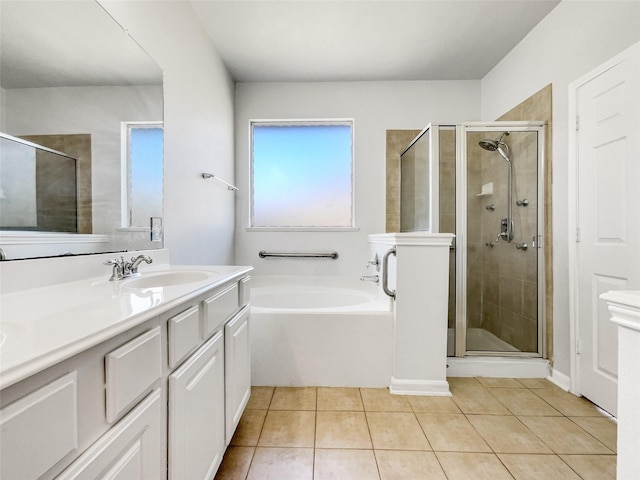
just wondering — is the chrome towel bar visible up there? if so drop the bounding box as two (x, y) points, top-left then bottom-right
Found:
(258, 251), (339, 259)
(201, 172), (238, 191)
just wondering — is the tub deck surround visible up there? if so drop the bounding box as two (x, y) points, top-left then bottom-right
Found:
(369, 232), (455, 396)
(0, 263), (252, 389)
(250, 275), (394, 388)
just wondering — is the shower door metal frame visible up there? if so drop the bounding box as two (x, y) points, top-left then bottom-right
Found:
(454, 121), (546, 358)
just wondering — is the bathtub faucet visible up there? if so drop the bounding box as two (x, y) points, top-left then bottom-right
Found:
(360, 275), (379, 283)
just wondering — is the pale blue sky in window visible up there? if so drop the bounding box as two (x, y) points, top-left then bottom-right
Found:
(130, 127), (163, 226)
(252, 124), (352, 227)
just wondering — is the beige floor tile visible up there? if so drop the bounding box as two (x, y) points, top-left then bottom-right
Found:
(375, 450), (447, 480)
(214, 446), (254, 480)
(518, 416), (613, 455)
(570, 416), (617, 452)
(516, 377), (559, 389)
(231, 409), (267, 446)
(315, 411), (372, 449)
(246, 386), (274, 409)
(366, 412), (430, 450)
(270, 386), (317, 410)
(476, 377), (524, 388)
(258, 410), (316, 447)
(531, 388), (603, 416)
(560, 454), (617, 480)
(447, 377), (482, 387)
(498, 453), (581, 479)
(407, 395), (461, 413)
(314, 448), (380, 480)
(450, 386), (511, 414)
(360, 388), (412, 412)
(488, 387), (562, 416)
(416, 413), (491, 452)
(467, 415), (552, 454)
(317, 387), (364, 411)
(246, 447), (314, 480)
(436, 452), (514, 480)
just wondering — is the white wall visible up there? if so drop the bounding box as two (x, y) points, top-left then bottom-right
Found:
(0, 87), (6, 131)
(100, 0), (236, 265)
(481, 0), (640, 377)
(235, 81), (480, 276)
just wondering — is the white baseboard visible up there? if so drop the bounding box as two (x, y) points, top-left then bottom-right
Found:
(389, 377), (451, 396)
(547, 368), (571, 391)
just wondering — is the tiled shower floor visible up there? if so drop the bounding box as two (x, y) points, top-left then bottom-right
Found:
(214, 377), (616, 479)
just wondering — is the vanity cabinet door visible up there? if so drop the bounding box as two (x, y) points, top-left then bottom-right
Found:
(224, 306), (251, 444)
(169, 331), (225, 480)
(57, 389), (162, 480)
(0, 372), (78, 480)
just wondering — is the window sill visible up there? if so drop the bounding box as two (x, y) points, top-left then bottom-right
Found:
(245, 227), (360, 232)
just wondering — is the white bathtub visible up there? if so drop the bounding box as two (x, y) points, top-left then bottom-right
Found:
(250, 276), (394, 387)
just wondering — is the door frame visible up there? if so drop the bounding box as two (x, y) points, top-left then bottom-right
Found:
(568, 41), (640, 396)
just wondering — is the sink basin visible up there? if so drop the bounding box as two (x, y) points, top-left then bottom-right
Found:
(122, 271), (212, 289)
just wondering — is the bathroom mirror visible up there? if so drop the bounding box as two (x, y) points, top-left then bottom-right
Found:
(0, 0), (163, 260)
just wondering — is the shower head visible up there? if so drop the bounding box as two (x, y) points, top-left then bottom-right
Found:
(479, 132), (511, 162)
(478, 139), (500, 151)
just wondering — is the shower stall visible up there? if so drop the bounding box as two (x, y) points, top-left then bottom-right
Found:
(400, 121), (545, 359)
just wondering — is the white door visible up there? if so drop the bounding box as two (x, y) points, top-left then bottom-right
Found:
(575, 42), (640, 415)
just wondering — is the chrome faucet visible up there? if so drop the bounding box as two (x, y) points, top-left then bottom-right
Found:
(126, 254), (153, 276)
(366, 253), (380, 272)
(104, 254), (152, 281)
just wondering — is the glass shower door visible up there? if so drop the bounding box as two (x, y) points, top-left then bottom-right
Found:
(457, 123), (544, 356)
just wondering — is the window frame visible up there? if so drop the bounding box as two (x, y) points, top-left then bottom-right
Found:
(248, 118), (356, 231)
(120, 121), (164, 229)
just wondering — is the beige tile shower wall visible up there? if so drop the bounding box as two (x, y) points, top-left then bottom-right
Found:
(439, 129), (456, 330)
(22, 134), (92, 234)
(386, 130), (421, 233)
(497, 84), (552, 359)
(476, 131), (539, 352)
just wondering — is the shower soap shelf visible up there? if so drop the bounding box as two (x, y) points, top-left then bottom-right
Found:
(476, 182), (494, 197)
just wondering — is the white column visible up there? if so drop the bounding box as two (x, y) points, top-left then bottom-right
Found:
(602, 290), (640, 479)
(369, 232), (454, 396)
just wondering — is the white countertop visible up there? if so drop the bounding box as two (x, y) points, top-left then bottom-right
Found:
(0, 264), (252, 389)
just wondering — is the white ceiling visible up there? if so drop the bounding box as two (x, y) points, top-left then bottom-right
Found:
(190, 0), (561, 83)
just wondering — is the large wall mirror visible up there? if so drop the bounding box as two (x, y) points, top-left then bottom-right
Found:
(0, 0), (163, 260)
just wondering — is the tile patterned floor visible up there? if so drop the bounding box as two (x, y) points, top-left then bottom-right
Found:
(214, 378), (617, 479)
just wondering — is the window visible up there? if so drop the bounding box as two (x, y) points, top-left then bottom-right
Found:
(123, 122), (163, 228)
(251, 120), (354, 228)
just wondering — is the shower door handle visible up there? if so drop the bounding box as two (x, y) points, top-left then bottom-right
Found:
(382, 246), (397, 300)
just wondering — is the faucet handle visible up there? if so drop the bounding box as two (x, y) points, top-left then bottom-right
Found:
(366, 253), (380, 272)
(103, 258), (124, 281)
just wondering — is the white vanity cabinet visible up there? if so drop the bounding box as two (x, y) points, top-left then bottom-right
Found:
(56, 389), (163, 480)
(0, 268), (252, 480)
(169, 331), (226, 480)
(224, 306), (251, 444)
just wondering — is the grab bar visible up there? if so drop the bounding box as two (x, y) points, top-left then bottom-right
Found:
(382, 246), (396, 300)
(258, 251), (339, 259)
